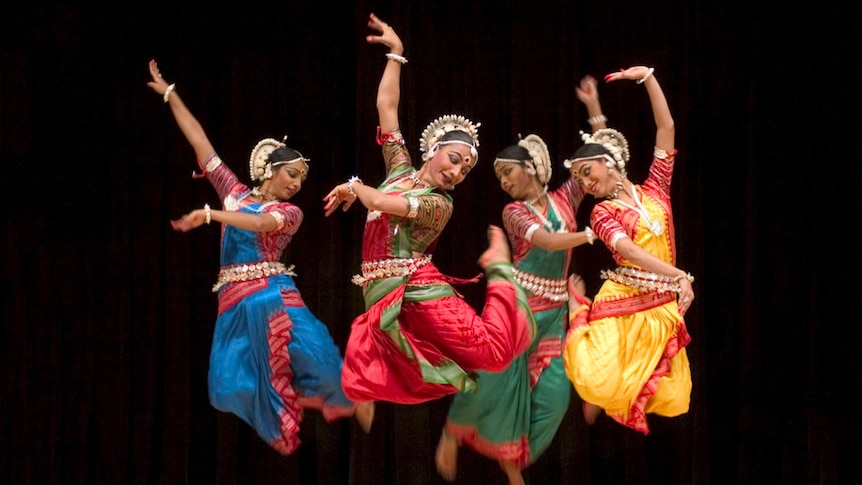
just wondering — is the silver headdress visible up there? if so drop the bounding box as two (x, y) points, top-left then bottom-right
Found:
(563, 128), (630, 176)
(249, 137), (309, 182)
(419, 114), (481, 162)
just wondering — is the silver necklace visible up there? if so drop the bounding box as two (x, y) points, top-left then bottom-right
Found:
(613, 185), (664, 236)
(409, 170), (431, 189)
(525, 186), (548, 206)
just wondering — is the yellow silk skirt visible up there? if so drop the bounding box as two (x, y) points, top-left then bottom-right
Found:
(563, 280), (691, 434)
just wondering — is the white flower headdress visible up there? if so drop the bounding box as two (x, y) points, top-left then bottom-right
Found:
(419, 114), (481, 162)
(494, 133), (552, 186)
(249, 136), (309, 182)
(563, 128), (630, 176)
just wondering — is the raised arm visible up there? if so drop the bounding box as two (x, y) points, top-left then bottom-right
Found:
(576, 75), (608, 132)
(323, 14), (415, 218)
(605, 66), (674, 153)
(147, 59), (215, 165)
(367, 13), (404, 134)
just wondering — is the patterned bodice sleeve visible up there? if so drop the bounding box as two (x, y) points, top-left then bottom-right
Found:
(265, 203), (303, 236)
(378, 128), (413, 174)
(410, 193), (453, 236)
(203, 152), (247, 203)
(590, 203), (628, 255)
(641, 149), (677, 199)
(502, 202), (537, 260)
(502, 202), (536, 242)
(259, 203), (303, 257)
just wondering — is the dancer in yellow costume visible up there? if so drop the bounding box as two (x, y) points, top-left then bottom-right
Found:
(562, 66), (693, 434)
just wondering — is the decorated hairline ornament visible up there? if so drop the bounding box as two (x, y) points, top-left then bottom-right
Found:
(419, 114), (481, 162)
(563, 128), (630, 176)
(248, 136), (310, 182)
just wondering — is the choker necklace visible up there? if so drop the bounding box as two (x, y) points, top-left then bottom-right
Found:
(409, 170), (431, 189)
(251, 187), (278, 202)
(525, 186), (548, 206)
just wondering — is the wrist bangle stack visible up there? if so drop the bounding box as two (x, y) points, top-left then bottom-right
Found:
(672, 272), (694, 283)
(347, 176), (362, 197)
(385, 53), (408, 64)
(204, 204), (212, 224)
(587, 114), (607, 126)
(636, 68), (655, 84)
(584, 226), (596, 245)
(163, 83), (176, 103)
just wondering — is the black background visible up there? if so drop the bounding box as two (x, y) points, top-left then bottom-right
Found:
(2, 1), (857, 483)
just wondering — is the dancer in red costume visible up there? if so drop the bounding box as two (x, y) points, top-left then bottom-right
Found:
(324, 14), (535, 405)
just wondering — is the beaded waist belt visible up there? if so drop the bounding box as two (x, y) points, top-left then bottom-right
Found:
(600, 266), (682, 294)
(352, 255), (432, 286)
(212, 261), (295, 292)
(513, 268), (568, 302)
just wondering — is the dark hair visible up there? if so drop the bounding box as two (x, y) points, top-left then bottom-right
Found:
(268, 146), (306, 164)
(439, 130), (475, 146)
(568, 143), (610, 161)
(495, 144), (530, 162)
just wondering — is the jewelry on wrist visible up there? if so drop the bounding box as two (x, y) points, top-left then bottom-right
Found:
(672, 272), (694, 283)
(347, 176), (362, 197)
(584, 226), (596, 245)
(636, 68), (655, 84)
(163, 83), (176, 103)
(204, 203), (212, 224)
(385, 53), (408, 64)
(587, 114), (607, 127)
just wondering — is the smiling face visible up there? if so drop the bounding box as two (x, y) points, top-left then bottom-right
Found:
(569, 157), (617, 198)
(495, 161), (539, 201)
(426, 143), (476, 189)
(263, 161), (308, 201)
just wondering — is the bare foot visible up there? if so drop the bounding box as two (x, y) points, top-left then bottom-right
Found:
(583, 402), (602, 425)
(355, 401), (375, 433)
(478, 225), (511, 269)
(435, 430), (458, 482)
(500, 460), (525, 485)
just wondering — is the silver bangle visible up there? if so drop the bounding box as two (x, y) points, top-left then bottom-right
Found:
(385, 53), (408, 64)
(347, 176), (362, 197)
(163, 83), (176, 103)
(636, 68), (655, 84)
(587, 114), (607, 126)
(672, 272), (694, 283)
(584, 226), (596, 245)
(204, 203), (212, 224)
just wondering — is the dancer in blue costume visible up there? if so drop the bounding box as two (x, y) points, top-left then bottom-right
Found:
(147, 59), (373, 455)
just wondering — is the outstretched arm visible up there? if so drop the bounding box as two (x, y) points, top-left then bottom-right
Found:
(529, 229), (595, 252)
(576, 75), (607, 132)
(146, 59), (215, 165)
(605, 66), (674, 153)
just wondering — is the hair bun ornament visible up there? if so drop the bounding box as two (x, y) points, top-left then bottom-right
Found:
(518, 134), (552, 185)
(419, 114), (481, 161)
(588, 128), (630, 162)
(249, 138), (284, 182)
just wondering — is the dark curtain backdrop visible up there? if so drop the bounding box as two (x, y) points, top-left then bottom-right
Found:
(2, 1), (857, 484)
